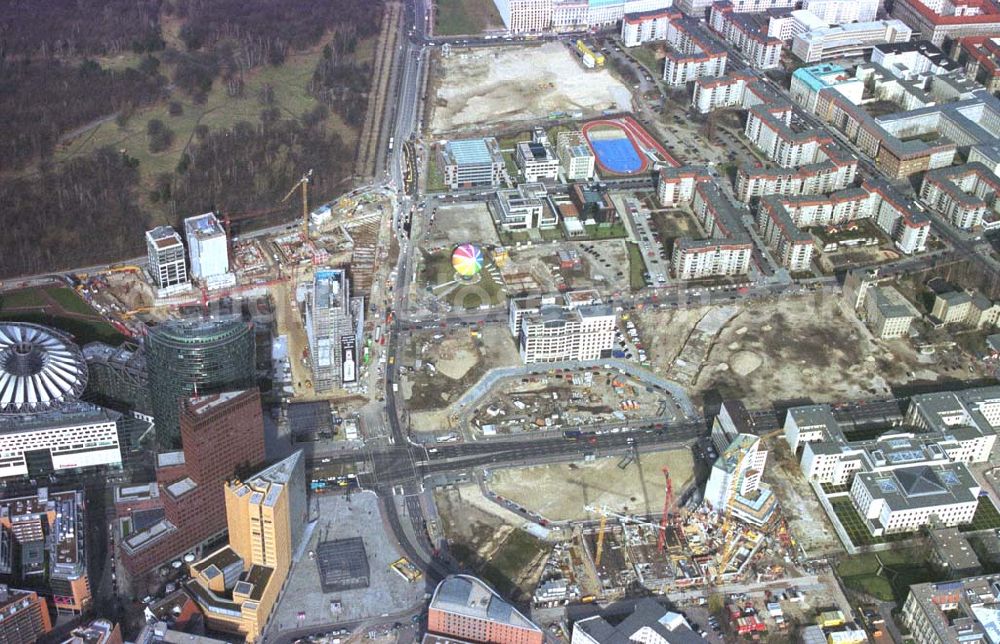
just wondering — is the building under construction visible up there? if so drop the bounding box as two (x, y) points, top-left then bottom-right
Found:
(570, 402), (790, 599)
(304, 269), (364, 391)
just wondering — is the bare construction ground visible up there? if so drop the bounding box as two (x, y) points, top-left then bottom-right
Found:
(501, 240), (631, 295)
(469, 368), (675, 435)
(488, 450), (694, 521)
(429, 42), (632, 133)
(402, 325), (520, 428)
(637, 294), (970, 407)
(766, 441), (843, 556)
(422, 202), (500, 250)
(435, 485), (553, 600)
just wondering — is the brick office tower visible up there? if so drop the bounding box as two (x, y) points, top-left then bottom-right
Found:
(119, 389), (265, 585)
(0, 586), (53, 644)
(427, 575), (544, 644)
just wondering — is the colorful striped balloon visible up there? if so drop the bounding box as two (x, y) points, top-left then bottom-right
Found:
(452, 243), (483, 277)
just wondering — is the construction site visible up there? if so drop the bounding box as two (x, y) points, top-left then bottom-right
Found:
(632, 294), (983, 408)
(466, 368), (681, 436)
(435, 425), (805, 610)
(60, 161), (398, 406)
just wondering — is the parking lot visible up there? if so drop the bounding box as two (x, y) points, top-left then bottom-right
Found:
(614, 193), (672, 286)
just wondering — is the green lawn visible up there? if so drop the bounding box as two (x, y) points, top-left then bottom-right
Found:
(434, 0), (505, 35)
(449, 271), (504, 310)
(837, 549), (939, 604)
(426, 156), (446, 193)
(960, 497), (1000, 532)
(627, 242), (646, 290)
(44, 287), (98, 316)
(421, 251), (505, 310)
(624, 44), (661, 76)
(0, 286), (123, 345)
(829, 497), (910, 547)
(0, 288), (49, 310)
(479, 529), (548, 596)
(583, 222), (627, 240)
(0, 312), (124, 346)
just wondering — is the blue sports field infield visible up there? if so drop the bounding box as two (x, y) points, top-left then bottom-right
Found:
(590, 137), (643, 174)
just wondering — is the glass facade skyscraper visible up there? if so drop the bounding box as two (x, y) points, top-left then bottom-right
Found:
(146, 317), (256, 448)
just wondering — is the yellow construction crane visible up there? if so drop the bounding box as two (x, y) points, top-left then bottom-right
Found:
(715, 443), (749, 581)
(594, 513), (608, 567)
(586, 505), (667, 568)
(282, 169), (314, 240)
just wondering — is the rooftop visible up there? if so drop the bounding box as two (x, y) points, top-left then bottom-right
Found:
(431, 575), (542, 633)
(574, 598), (702, 644)
(444, 138), (502, 166)
(183, 212), (225, 239)
(857, 462), (978, 511)
(0, 322), (88, 415)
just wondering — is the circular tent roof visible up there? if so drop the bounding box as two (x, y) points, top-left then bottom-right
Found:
(0, 322), (88, 414)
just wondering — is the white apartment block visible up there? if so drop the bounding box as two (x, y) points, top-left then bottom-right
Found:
(0, 404), (123, 479)
(494, 0), (554, 32)
(657, 166), (707, 206)
(745, 104), (830, 168)
(672, 183), (753, 279)
(663, 18), (728, 86)
(803, 0), (879, 24)
(865, 181), (931, 255)
(145, 226), (189, 294)
(621, 9), (672, 46)
(664, 50), (727, 85)
(672, 243), (752, 279)
(692, 74), (751, 113)
(557, 131), (596, 181)
(920, 163), (1000, 231)
(792, 17), (912, 62)
(735, 147), (858, 202)
(756, 197), (816, 271)
(518, 304), (616, 364)
(709, 4), (783, 70)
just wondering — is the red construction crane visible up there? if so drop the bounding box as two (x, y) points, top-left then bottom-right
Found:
(658, 466), (673, 553)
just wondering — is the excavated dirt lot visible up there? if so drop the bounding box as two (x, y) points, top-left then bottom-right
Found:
(429, 42), (632, 133)
(402, 324), (520, 429)
(434, 485), (552, 601)
(636, 294), (959, 408)
(488, 450), (695, 521)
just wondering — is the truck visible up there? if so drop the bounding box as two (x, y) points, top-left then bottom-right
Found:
(563, 429), (582, 440)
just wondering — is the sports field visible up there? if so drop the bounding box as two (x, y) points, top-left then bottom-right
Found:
(584, 123), (646, 175)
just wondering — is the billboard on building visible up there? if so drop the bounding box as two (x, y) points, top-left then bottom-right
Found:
(340, 335), (358, 385)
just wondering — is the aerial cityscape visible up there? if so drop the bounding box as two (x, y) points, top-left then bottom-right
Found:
(1, 0), (1000, 643)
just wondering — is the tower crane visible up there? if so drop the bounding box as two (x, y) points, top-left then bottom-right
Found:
(657, 467), (674, 553)
(282, 169), (314, 240)
(586, 504), (667, 569)
(594, 513), (608, 567)
(715, 443), (749, 580)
